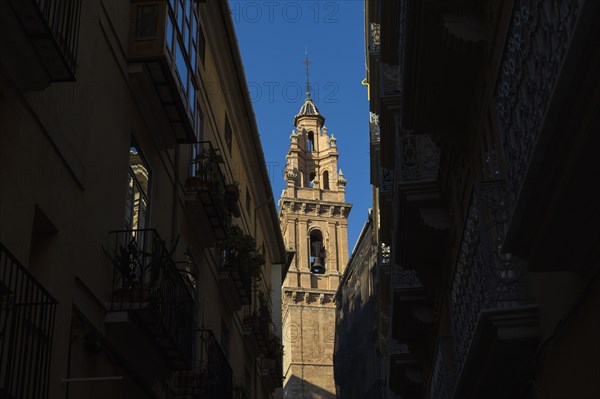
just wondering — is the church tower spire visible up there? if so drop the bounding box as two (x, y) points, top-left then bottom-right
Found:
(279, 60), (352, 399)
(303, 48), (312, 99)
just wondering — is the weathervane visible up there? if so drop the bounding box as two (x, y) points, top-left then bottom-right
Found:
(302, 47), (312, 99)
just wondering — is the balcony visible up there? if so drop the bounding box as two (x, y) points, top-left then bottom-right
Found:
(496, 0), (581, 209)
(495, 0), (600, 271)
(259, 356), (283, 393)
(127, 0), (200, 146)
(0, 241), (57, 399)
(218, 226), (263, 311)
(396, 132), (440, 185)
(173, 329), (233, 399)
(388, 339), (423, 399)
(449, 181), (539, 398)
(390, 267), (431, 343)
(105, 229), (195, 370)
(242, 295), (271, 356)
(0, 0), (82, 90)
(184, 141), (229, 244)
(394, 131), (447, 276)
(426, 337), (456, 399)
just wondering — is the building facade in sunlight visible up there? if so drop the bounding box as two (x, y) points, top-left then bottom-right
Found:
(0, 1), (289, 398)
(279, 90), (352, 398)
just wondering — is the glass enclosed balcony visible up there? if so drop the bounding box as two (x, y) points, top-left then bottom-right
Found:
(128, 0), (200, 145)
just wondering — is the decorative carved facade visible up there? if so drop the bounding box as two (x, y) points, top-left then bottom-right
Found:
(352, 1), (600, 399)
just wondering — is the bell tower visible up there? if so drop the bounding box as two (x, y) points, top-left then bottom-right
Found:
(279, 56), (352, 398)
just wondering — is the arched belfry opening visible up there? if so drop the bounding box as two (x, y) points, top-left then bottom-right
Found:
(323, 170), (330, 190)
(309, 230), (325, 274)
(307, 131), (315, 152)
(309, 171), (316, 188)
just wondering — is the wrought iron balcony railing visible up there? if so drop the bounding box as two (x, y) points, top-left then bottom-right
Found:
(106, 229), (195, 369)
(8, 0), (82, 81)
(219, 247), (252, 307)
(243, 304), (271, 353)
(259, 356), (283, 392)
(449, 180), (531, 380)
(185, 141), (228, 240)
(0, 241), (57, 399)
(427, 337), (456, 399)
(496, 0), (581, 206)
(173, 329), (233, 399)
(396, 131), (440, 184)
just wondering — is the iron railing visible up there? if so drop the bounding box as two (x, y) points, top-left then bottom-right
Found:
(449, 181), (530, 379)
(187, 141), (228, 239)
(243, 297), (271, 353)
(427, 337), (456, 399)
(396, 131), (440, 184)
(9, 0), (83, 80)
(260, 356), (283, 388)
(174, 329), (233, 399)
(496, 0), (581, 205)
(106, 229), (194, 368)
(0, 241), (57, 399)
(391, 266), (422, 292)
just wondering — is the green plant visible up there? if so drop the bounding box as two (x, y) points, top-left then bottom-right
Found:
(265, 330), (284, 360)
(193, 146), (224, 181)
(223, 225), (264, 281)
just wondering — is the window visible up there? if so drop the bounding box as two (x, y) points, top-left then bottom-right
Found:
(309, 230), (325, 274)
(323, 170), (330, 190)
(165, 0), (199, 112)
(135, 5), (158, 38)
(309, 171), (316, 188)
(225, 115), (232, 153)
(125, 143), (151, 231)
(307, 131), (315, 152)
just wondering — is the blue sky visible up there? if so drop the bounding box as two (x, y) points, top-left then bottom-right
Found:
(231, 0), (370, 251)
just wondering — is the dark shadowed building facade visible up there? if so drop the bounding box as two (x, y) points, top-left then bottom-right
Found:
(335, 0), (600, 398)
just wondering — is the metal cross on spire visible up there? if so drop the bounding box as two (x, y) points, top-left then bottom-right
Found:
(303, 47), (312, 99)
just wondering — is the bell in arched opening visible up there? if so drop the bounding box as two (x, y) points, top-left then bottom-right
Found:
(309, 230), (325, 274)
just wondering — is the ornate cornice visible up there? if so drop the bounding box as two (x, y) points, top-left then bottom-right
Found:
(282, 289), (337, 307)
(279, 198), (352, 219)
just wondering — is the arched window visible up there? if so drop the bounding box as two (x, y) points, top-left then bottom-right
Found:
(307, 131), (315, 152)
(309, 171), (316, 188)
(309, 230), (325, 274)
(322, 171), (330, 190)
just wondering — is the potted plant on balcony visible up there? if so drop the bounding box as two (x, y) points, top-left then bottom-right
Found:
(186, 146), (224, 192)
(222, 226), (264, 281)
(225, 182), (241, 218)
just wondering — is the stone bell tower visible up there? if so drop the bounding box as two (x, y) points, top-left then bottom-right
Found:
(279, 58), (352, 398)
